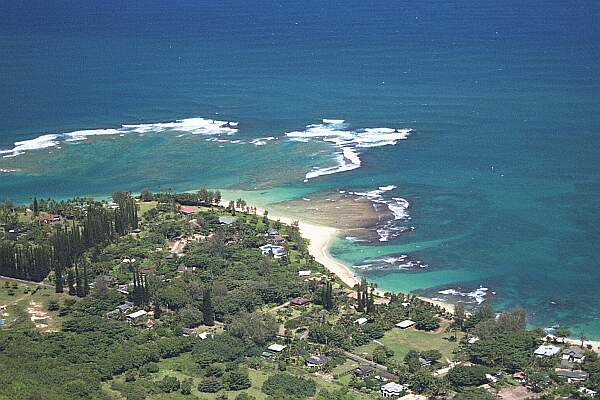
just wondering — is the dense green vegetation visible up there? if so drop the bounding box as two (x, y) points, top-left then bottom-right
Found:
(0, 191), (598, 399)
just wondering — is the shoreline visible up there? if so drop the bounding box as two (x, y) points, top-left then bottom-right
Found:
(219, 196), (455, 314)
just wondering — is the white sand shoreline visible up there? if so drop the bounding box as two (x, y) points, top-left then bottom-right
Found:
(219, 197), (455, 313)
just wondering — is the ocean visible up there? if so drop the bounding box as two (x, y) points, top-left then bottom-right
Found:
(1, 0), (600, 336)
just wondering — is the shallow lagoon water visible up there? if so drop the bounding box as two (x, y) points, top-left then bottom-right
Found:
(1, 0), (600, 335)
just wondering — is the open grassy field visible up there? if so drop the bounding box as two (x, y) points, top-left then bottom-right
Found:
(104, 352), (369, 400)
(0, 278), (69, 332)
(355, 321), (462, 364)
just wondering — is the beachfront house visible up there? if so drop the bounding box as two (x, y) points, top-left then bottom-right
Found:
(579, 387), (597, 397)
(380, 382), (404, 398)
(218, 216), (236, 225)
(354, 317), (368, 325)
(555, 369), (589, 382)
(143, 319), (156, 329)
(395, 319), (415, 329)
(563, 346), (586, 363)
(298, 270), (311, 277)
(534, 344), (561, 357)
(181, 328), (195, 337)
(305, 355), (329, 368)
(267, 227), (279, 236)
(259, 244), (287, 258)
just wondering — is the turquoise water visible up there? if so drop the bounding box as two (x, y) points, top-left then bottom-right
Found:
(1, 1), (600, 335)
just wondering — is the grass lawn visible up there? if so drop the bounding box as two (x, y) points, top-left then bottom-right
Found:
(355, 321), (462, 364)
(0, 279), (70, 332)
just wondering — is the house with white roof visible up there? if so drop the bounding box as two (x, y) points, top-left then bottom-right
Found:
(126, 310), (148, 321)
(354, 317), (368, 325)
(534, 344), (561, 357)
(380, 382), (404, 397)
(259, 244), (287, 258)
(298, 270), (312, 277)
(267, 344), (287, 353)
(395, 320), (415, 329)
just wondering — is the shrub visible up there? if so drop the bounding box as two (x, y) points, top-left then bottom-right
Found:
(158, 376), (180, 393)
(198, 376), (223, 393)
(225, 368), (251, 391)
(47, 300), (60, 311)
(262, 373), (316, 399)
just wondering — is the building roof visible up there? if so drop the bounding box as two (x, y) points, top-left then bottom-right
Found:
(267, 344), (287, 352)
(556, 369), (589, 380)
(267, 228), (279, 235)
(179, 206), (196, 215)
(564, 346), (586, 359)
(126, 310), (148, 319)
(199, 332), (214, 340)
(181, 328), (194, 336)
(395, 319), (416, 329)
(144, 319), (156, 328)
(306, 355), (329, 366)
(36, 214), (61, 223)
(380, 382), (404, 394)
(467, 336), (480, 344)
(291, 297), (311, 306)
(218, 216), (236, 225)
(298, 270), (312, 276)
(355, 365), (375, 376)
(354, 317), (368, 325)
(534, 345), (561, 357)
(116, 303), (133, 312)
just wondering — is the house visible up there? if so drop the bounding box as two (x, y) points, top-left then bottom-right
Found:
(132, 228), (141, 234)
(179, 206), (196, 215)
(116, 303), (133, 313)
(126, 310), (148, 321)
(354, 317), (368, 325)
(261, 351), (274, 358)
(177, 265), (196, 274)
(218, 216), (236, 225)
(563, 346), (586, 363)
(267, 228), (279, 236)
(305, 355), (329, 368)
(36, 214), (61, 224)
(467, 336), (480, 344)
(106, 309), (120, 319)
(269, 235), (286, 245)
(354, 365), (375, 377)
(106, 201), (119, 209)
(117, 284), (130, 295)
(555, 369), (589, 382)
(259, 244), (287, 258)
(143, 319), (156, 329)
(395, 320), (415, 329)
(181, 328), (195, 337)
(380, 382), (404, 398)
(534, 344), (560, 357)
(198, 332), (214, 340)
(267, 344), (287, 353)
(511, 371), (526, 383)
(578, 387), (597, 397)
(291, 297), (311, 307)
(0, 319), (6, 326)
(419, 357), (431, 368)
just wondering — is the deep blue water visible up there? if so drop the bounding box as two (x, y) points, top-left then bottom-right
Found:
(1, 1), (600, 335)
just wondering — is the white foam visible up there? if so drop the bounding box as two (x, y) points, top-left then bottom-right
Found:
(288, 121), (411, 181)
(1, 117), (240, 158)
(322, 118), (345, 124)
(1, 134), (60, 158)
(250, 136), (276, 146)
(438, 286), (489, 305)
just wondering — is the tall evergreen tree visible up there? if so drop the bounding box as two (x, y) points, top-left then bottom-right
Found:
(202, 287), (215, 326)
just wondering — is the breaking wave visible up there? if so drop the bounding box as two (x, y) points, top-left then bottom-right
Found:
(353, 254), (427, 271)
(0, 117), (238, 158)
(432, 286), (491, 305)
(347, 185), (413, 242)
(285, 119), (411, 182)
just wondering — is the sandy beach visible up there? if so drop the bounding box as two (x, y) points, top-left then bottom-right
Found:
(220, 197), (455, 314)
